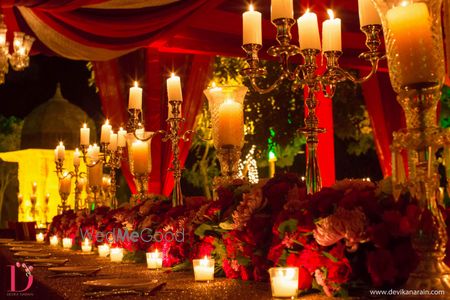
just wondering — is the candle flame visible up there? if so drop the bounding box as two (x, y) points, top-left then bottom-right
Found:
(59, 141), (64, 147)
(306, 8), (310, 13)
(211, 81), (216, 88)
(249, 4), (254, 11)
(134, 81), (138, 87)
(75, 148), (79, 152)
(119, 127), (123, 131)
(400, 1), (409, 7)
(327, 9), (334, 20)
(83, 123), (87, 128)
(171, 72), (176, 78)
(105, 119), (109, 125)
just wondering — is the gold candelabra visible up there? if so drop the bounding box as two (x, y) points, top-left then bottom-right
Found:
(241, 10), (385, 194)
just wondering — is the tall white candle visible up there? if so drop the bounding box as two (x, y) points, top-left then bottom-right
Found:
(297, 10), (321, 50)
(131, 140), (150, 175)
(271, 0), (293, 20)
(100, 120), (112, 144)
(73, 148), (80, 167)
(358, 0), (381, 28)
(117, 127), (127, 147)
(108, 132), (118, 151)
(167, 73), (183, 101)
(128, 81), (142, 110)
(322, 9), (341, 52)
(386, 2), (435, 87)
(243, 4), (262, 45)
(80, 123), (90, 146)
(91, 144), (100, 162)
(217, 99), (244, 148)
(55, 142), (65, 161)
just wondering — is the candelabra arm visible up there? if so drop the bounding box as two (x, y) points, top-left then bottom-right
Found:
(334, 61), (380, 84)
(249, 76), (285, 95)
(133, 129), (165, 142)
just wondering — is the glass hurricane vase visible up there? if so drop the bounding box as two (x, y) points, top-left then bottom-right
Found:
(203, 85), (247, 185)
(371, 0), (450, 293)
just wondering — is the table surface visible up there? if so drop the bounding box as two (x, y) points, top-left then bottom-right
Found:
(0, 242), (332, 300)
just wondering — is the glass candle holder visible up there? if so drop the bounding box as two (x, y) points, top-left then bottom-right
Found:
(50, 235), (59, 247)
(203, 85), (247, 181)
(269, 267), (299, 299)
(126, 131), (153, 176)
(98, 244), (110, 257)
(146, 250), (163, 269)
(36, 232), (44, 243)
(81, 238), (92, 252)
(110, 247), (124, 263)
(193, 256), (215, 282)
(62, 237), (72, 250)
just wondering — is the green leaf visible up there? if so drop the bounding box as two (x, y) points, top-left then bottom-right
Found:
(194, 223), (214, 238)
(277, 219), (298, 238)
(172, 260), (192, 272)
(236, 256), (251, 266)
(322, 251), (339, 263)
(219, 220), (234, 230)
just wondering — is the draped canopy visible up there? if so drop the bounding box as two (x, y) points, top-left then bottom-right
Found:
(1, 0), (449, 195)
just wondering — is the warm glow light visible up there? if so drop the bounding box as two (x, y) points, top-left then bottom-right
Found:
(83, 123), (87, 128)
(400, 1), (409, 7)
(249, 4), (254, 11)
(327, 9), (334, 20)
(104, 119), (109, 125)
(134, 81), (138, 87)
(306, 8), (310, 13)
(211, 81), (216, 88)
(59, 141), (64, 147)
(171, 72), (176, 78)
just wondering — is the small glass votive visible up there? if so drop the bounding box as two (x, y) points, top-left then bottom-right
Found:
(36, 233), (44, 243)
(193, 256), (215, 282)
(62, 237), (73, 249)
(50, 235), (59, 247)
(81, 238), (92, 252)
(98, 244), (110, 257)
(110, 247), (123, 262)
(269, 267), (299, 299)
(146, 250), (163, 269)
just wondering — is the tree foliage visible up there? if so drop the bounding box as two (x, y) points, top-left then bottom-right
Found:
(0, 116), (23, 152)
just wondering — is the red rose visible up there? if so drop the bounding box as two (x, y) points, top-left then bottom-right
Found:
(327, 259), (351, 284)
(298, 266), (313, 290)
(297, 249), (325, 273)
(268, 243), (285, 265)
(367, 248), (398, 286)
(222, 259), (240, 279)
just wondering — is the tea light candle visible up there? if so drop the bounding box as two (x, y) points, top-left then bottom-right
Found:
(128, 81), (143, 110)
(98, 244), (110, 257)
(322, 9), (341, 52)
(80, 123), (90, 146)
(81, 238), (92, 253)
(193, 256), (215, 281)
(110, 247), (124, 262)
(217, 99), (244, 148)
(269, 267), (299, 298)
(62, 237), (72, 249)
(36, 232), (44, 243)
(50, 235), (59, 247)
(146, 250), (163, 269)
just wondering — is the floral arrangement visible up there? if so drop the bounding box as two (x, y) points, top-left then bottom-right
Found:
(48, 174), (450, 297)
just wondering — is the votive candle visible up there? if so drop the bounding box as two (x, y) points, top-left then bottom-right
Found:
(110, 247), (124, 262)
(62, 237), (72, 249)
(146, 250), (163, 269)
(98, 244), (110, 257)
(193, 256), (215, 281)
(50, 235), (59, 247)
(269, 267), (299, 298)
(36, 232), (44, 243)
(81, 238), (92, 253)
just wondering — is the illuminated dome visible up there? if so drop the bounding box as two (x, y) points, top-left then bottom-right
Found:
(21, 84), (97, 150)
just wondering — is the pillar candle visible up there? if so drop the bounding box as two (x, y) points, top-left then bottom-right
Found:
(88, 162), (103, 187)
(243, 4), (262, 45)
(55, 142), (65, 161)
(128, 81), (142, 110)
(358, 0), (381, 28)
(73, 148), (80, 167)
(297, 10), (321, 50)
(217, 99), (244, 148)
(271, 0), (293, 20)
(80, 123), (90, 146)
(193, 256), (215, 281)
(322, 9), (341, 52)
(117, 127), (127, 147)
(386, 2), (435, 87)
(91, 144), (100, 162)
(59, 174), (72, 194)
(108, 132), (118, 151)
(110, 247), (124, 262)
(98, 244), (110, 257)
(167, 73), (183, 101)
(100, 120), (112, 144)
(131, 140), (150, 175)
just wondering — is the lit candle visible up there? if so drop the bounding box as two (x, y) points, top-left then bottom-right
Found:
(88, 162), (103, 187)
(128, 81), (142, 110)
(102, 176), (111, 189)
(110, 247), (124, 262)
(73, 148), (80, 167)
(81, 238), (92, 253)
(131, 140), (150, 175)
(146, 250), (163, 269)
(80, 123), (90, 146)
(98, 244), (110, 257)
(386, 2), (435, 87)
(358, 0), (381, 28)
(59, 173), (72, 194)
(117, 127), (127, 147)
(243, 4), (262, 45)
(91, 144), (100, 162)
(55, 142), (65, 161)
(76, 177), (86, 191)
(45, 193), (50, 204)
(36, 232), (44, 243)
(297, 10), (321, 50)
(271, 0), (293, 20)
(100, 120), (112, 144)
(269, 267), (299, 298)
(322, 9), (341, 52)
(167, 73), (183, 102)
(50, 235), (59, 247)
(108, 132), (118, 151)
(62, 237), (72, 249)
(193, 256), (215, 281)
(32, 182), (37, 194)
(217, 99), (244, 148)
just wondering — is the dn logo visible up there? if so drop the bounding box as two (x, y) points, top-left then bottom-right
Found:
(7, 262), (33, 293)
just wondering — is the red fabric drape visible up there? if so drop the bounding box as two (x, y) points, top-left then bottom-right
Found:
(362, 72), (405, 177)
(316, 92), (335, 187)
